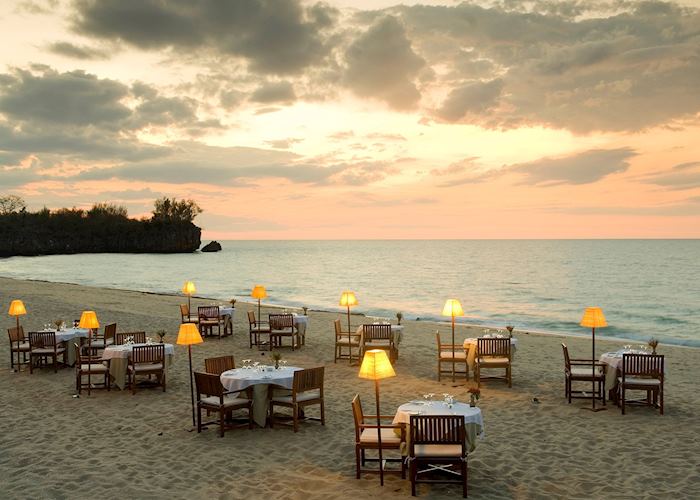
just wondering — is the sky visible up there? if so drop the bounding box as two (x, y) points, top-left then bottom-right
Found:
(1, 0), (699, 239)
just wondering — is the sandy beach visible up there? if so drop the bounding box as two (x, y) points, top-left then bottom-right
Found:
(1, 276), (699, 500)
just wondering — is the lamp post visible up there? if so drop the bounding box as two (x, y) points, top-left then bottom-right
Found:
(78, 310), (100, 396)
(359, 349), (396, 486)
(580, 307), (608, 412)
(182, 281), (196, 316)
(251, 285), (267, 321)
(339, 291), (358, 363)
(442, 299), (464, 382)
(177, 323), (203, 428)
(8, 300), (27, 371)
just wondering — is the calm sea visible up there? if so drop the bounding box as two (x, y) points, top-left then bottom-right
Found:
(1, 240), (698, 347)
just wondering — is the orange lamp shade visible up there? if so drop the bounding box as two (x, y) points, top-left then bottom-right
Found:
(177, 323), (203, 345)
(442, 299), (464, 317)
(79, 310), (100, 329)
(339, 291), (358, 307)
(358, 349), (396, 380)
(580, 307), (608, 328)
(182, 281), (196, 295)
(251, 285), (267, 299)
(8, 300), (27, 316)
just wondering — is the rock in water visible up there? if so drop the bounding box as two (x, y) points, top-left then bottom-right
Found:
(201, 241), (222, 252)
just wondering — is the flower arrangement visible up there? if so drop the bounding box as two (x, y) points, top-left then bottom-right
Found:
(156, 330), (166, 343)
(506, 325), (514, 337)
(302, 307), (308, 315)
(396, 312), (403, 325)
(54, 320), (64, 331)
(468, 387), (481, 407)
(648, 338), (659, 354)
(271, 351), (282, 369)
(229, 298), (237, 307)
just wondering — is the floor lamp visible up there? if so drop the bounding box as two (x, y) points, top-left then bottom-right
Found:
(442, 299), (464, 382)
(252, 285), (267, 322)
(339, 291), (358, 363)
(8, 300), (27, 371)
(182, 281), (196, 316)
(177, 323), (203, 428)
(580, 307), (607, 412)
(79, 310), (100, 396)
(359, 349), (396, 486)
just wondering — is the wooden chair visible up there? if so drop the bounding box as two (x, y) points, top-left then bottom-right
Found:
(180, 304), (199, 324)
(28, 331), (66, 374)
(7, 326), (30, 371)
(409, 415), (468, 498)
(127, 344), (165, 394)
(561, 343), (605, 404)
(269, 313), (298, 350)
(248, 311), (271, 349)
(198, 306), (224, 339)
(270, 367), (325, 432)
(115, 331), (146, 345)
(335, 319), (360, 363)
(92, 322), (116, 349)
(436, 332), (468, 381)
(204, 355), (235, 375)
(475, 337), (512, 388)
(194, 371), (253, 437)
(351, 394), (406, 480)
(74, 343), (110, 395)
(619, 353), (664, 415)
(362, 324), (397, 363)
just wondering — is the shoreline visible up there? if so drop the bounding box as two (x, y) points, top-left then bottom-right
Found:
(3, 275), (693, 351)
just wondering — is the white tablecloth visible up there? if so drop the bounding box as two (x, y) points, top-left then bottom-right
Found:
(393, 401), (484, 453)
(463, 337), (518, 372)
(40, 328), (90, 366)
(599, 349), (659, 392)
(102, 343), (175, 390)
(220, 366), (302, 426)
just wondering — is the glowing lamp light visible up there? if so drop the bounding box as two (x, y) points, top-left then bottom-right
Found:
(177, 322), (203, 346)
(8, 300), (27, 317)
(580, 306), (608, 412)
(182, 281), (196, 295)
(79, 310), (100, 330)
(442, 299), (464, 382)
(251, 285), (267, 299)
(339, 291), (358, 307)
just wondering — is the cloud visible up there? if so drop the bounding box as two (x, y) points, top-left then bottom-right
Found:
(250, 81), (296, 104)
(47, 41), (110, 60)
(72, 0), (336, 75)
(343, 16), (425, 110)
(511, 148), (636, 186)
(265, 138), (304, 149)
(643, 161), (700, 190)
(197, 213), (287, 232)
(437, 79), (504, 122)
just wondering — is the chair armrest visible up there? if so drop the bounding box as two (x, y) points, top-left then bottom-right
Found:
(363, 415), (397, 420)
(358, 423), (403, 429)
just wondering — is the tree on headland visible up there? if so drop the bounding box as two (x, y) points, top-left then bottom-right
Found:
(88, 202), (128, 219)
(0, 195), (26, 215)
(152, 197), (202, 222)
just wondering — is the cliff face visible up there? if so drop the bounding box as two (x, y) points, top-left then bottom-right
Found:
(0, 214), (201, 256)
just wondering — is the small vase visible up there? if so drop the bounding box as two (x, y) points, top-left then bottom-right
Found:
(469, 395), (477, 407)
(275, 360), (280, 369)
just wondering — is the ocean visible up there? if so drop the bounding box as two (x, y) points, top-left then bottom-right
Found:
(1, 240), (698, 347)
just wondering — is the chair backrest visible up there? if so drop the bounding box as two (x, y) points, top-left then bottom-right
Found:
(351, 394), (364, 441)
(29, 331), (56, 349)
(293, 366), (324, 395)
(131, 344), (164, 364)
(247, 310), (256, 326)
(409, 415), (466, 456)
(180, 304), (189, 321)
(204, 355), (235, 375)
(198, 306), (219, 321)
(8, 326), (25, 344)
(115, 332), (146, 345)
(622, 353), (664, 379)
(334, 319), (342, 338)
(478, 337), (511, 358)
(436, 332), (442, 349)
(269, 313), (294, 330)
(363, 324), (392, 341)
(561, 343), (571, 370)
(194, 371), (224, 400)
(103, 323), (117, 341)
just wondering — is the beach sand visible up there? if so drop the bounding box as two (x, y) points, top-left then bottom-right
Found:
(1, 276), (699, 499)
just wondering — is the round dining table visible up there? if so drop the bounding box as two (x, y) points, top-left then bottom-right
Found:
(393, 400), (485, 453)
(220, 366), (302, 427)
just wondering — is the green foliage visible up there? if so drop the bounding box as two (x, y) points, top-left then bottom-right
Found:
(152, 197), (202, 222)
(88, 202), (128, 219)
(0, 195), (26, 215)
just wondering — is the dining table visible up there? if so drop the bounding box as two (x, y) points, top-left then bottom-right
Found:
(101, 342), (175, 390)
(220, 365), (302, 427)
(41, 328), (90, 366)
(218, 306), (235, 334)
(393, 400), (485, 453)
(599, 348), (661, 394)
(463, 336), (518, 374)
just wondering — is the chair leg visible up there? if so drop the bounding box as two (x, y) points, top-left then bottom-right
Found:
(219, 408), (225, 437)
(293, 404), (299, 433)
(320, 400), (325, 425)
(355, 446), (361, 479)
(621, 386), (625, 415)
(248, 404), (254, 429)
(463, 458), (468, 498)
(162, 371), (166, 392)
(410, 459), (417, 496)
(197, 405), (202, 433)
(269, 401), (275, 428)
(659, 385), (664, 415)
(53, 353), (58, 373)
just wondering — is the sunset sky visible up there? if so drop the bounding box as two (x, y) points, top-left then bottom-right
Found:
(1, 0), (699, 239)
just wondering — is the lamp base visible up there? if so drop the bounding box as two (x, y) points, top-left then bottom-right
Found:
(582, 406), (607, 412)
